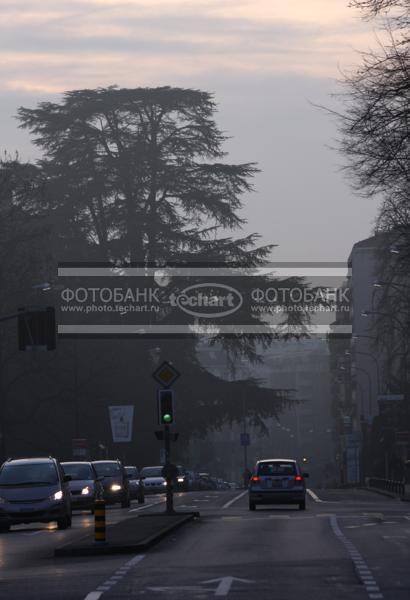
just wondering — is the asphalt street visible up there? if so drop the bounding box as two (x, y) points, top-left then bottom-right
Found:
(0, 488), (409, 599)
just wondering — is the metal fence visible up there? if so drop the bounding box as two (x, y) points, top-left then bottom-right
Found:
(367, 477), (405, 496)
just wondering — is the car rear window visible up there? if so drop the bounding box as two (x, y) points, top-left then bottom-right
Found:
(257, 462), (296, 476)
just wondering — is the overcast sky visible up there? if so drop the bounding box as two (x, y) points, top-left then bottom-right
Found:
(0, 0), (381, 261)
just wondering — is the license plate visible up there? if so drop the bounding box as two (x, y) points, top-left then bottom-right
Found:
(267, 479), (281, 489)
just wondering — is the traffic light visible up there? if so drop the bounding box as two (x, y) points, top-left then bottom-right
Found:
(158, 389), (175, 425)
(18, 306), (56, 351)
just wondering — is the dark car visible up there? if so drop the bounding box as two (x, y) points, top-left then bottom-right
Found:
(124, 466), (144, 504)
(92, 460), (130, 508)
(198, 473), (217, 490)
(248, 458), (308, 511)
(174, 465), (189, 491)
(61, 461), (103, 513)
(0, 457), (72, 531)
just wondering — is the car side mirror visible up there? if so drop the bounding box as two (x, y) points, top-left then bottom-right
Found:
(303, 473), (309, 478)
(63, 474), (72, 482)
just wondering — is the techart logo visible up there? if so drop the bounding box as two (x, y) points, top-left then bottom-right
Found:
(169, 283), (243, 318)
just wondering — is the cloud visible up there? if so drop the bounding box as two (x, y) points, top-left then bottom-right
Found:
(0, 0), (377, 93)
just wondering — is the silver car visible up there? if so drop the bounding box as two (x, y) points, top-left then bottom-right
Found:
(248, 459), (308, 511)
(0, 457), (72, 531)
(140, 466), (167, 494)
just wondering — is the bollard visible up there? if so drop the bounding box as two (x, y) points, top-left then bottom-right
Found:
(94, 499), (106, 543)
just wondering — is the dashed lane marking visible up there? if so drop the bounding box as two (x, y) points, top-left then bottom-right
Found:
(306, 489), (323, 502)
(222, 491), (248, 509)
(329, 515), (383, 600)
(83, 554), (145, 600)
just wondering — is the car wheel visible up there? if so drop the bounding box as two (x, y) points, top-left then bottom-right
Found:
(249, 502), (256, 511)
(57, 515), (70, 530)
(299, 500), (306, 511)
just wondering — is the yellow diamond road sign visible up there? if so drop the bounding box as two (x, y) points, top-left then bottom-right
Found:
(152, 361), (180, 388)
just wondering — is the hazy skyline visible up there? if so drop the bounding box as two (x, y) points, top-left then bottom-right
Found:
(1, 0), (381, 261)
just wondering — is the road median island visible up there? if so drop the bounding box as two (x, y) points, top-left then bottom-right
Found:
(54, 512), (199, 557)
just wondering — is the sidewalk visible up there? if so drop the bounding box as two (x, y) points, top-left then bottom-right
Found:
(55, 511), (199, 557)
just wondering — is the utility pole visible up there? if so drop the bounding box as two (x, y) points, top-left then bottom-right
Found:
(164, 424), (174, 514)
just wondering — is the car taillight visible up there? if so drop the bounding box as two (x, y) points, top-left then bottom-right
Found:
(295, 475), (303, 482)
(251, 475), (259, 483)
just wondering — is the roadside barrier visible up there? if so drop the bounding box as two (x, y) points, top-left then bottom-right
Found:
(94, 499), (106, 543)
(368, 477), (405, 496)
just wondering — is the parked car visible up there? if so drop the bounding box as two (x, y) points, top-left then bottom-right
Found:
(61, 461), (103, 513)
(248, 458), (308, 511)
(124, 466), (144, 504)
(0, 457), (72, 531)
(92, 460), (130, 508)
(140, 466), (167, 494)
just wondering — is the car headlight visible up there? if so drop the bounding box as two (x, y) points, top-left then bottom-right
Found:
(162, 481), (167, 486)
(81, 486), (90, 496)
(177, 477), (184, 483)
(51, 490), (63, 501)
(111, 484), (122, 492)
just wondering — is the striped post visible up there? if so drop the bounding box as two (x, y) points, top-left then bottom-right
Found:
(94, 499), (106, 543)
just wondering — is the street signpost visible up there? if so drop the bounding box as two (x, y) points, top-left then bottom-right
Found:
(159, 448), (166, 465)
(72, 438), (88, 459)
(152, 361), (180, 388)
(152, 361), (180, 514)
(108, 405), (134, 443)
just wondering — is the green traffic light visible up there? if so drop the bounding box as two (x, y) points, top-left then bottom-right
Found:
(163, 413), (172, 424)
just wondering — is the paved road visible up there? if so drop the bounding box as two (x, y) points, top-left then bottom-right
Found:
(0, 488), (409, 599)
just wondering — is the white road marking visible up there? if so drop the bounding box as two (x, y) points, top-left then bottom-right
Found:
(83, 554), (145, 600)
(128, 499), (165, 512)
(329, 515), (384, 600)
(222, 491), (247, 509)
(148, 586), (213, 593)
(202, 576), (254, 596)
(83, 593), (103, 600)
(307, 489), (323, 502)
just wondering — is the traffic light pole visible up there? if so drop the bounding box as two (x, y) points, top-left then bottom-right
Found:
(164, 425), (174, 514)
